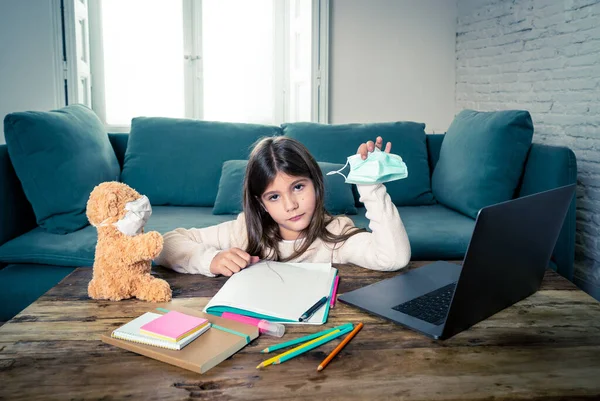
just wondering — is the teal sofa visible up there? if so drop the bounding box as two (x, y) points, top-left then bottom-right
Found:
(0, 110), (577, 321)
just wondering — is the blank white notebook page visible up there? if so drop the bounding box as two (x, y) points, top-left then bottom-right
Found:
(204, 262), (337, 324)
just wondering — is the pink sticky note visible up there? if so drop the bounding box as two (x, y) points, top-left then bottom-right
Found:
(140, 311), (208, 341)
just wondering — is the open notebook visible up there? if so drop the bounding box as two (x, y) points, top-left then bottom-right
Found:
(204, 261), (337, 325)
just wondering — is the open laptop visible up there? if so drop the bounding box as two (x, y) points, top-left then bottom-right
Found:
(338, 184), (576, 340)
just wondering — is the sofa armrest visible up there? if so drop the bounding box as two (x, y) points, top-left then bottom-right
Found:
(518, 143), (577, 281)
(0, 144), (36, 250)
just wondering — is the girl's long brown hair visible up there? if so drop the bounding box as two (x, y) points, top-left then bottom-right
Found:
(243, 136), (365, 262)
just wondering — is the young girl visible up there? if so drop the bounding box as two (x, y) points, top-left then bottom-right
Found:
(155, 136), (411, 277)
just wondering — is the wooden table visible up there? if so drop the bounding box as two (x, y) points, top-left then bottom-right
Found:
(1, 262), (600, 400)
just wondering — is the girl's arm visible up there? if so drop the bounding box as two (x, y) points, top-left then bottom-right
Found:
(335, 183), (411, 271)
(154, 214), (244, 277)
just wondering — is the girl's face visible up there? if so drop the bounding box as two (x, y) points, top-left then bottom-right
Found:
(260, 172), (316, 241)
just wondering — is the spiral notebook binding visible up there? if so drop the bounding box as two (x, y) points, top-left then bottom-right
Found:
(111, 322), (211, 351)
(111, 332), (181, 350)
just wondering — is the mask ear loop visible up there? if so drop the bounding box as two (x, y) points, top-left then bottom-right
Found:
(90, 217), (112, 228)
(326, 159), (350, 180)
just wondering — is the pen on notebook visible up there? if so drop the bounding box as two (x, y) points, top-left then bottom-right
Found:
(299, 296), (328, 322)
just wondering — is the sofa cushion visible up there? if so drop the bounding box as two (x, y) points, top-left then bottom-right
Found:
(282, 122), (435, 206)
(349, 204), (475, 260)
(121, 117), (281, 206)
(0, 264), (76, 321)
(212, 160), (358, 215)
(3, 104), (120, 234)
(0, 203), (473, 268)
(0, 206), (237, 267)
(431, 110), (534, 219)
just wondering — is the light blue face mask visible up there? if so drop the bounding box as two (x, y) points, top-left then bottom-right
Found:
(326, 148), (408, 185)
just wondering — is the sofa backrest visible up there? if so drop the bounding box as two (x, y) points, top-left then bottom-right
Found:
(426, 133), (444, 174)
(110, 132), (448, 175)
(119, 118), (283, 207)
(0, 145), (37, 247)
(108, 133), (128, 170)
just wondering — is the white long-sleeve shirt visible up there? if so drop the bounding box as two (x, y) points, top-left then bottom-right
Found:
(154, 184), (411, 277)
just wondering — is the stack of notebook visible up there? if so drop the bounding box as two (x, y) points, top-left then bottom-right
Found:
(102, 305), (259, 374)
(111, 310), (211, 351)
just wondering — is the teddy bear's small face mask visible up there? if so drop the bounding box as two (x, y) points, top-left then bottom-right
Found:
(114, 195), (152, 236)
(93, 195), (152, 236)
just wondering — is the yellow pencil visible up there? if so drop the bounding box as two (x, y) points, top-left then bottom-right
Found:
(256, 328), (343, 369)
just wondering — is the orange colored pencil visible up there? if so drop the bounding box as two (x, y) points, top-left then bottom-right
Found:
(317, 322), (363, 371)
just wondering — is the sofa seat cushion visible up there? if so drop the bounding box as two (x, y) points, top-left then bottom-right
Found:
(0, 207), (237, 267)
(122, 117), (282, 207)
(0, 264), (75, 321)
(146, 206), (236, 232)
(0, 204), (472, 267)
(348, 204), (475, 260)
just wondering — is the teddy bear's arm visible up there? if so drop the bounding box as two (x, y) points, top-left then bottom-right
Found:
(124, 231), (163, 261)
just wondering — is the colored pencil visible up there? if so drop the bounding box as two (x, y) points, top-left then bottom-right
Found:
(317, 322), (363, 371)
(272, 326), (352, 365)
(260, 323), (353, 353)
(256, 327), (349, 369)
(330, 276), (340, 308)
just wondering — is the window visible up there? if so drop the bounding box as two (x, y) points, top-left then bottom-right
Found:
(72, 0), (329, 130)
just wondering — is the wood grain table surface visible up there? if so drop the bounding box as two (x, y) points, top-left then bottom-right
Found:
(1, 261), (600, 401)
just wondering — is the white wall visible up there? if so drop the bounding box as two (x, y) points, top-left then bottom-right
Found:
(0, 0), (63, 144)
(329, 0), (457, 133)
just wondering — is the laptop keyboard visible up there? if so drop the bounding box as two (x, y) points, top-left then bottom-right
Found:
(392, 282), (457, 326)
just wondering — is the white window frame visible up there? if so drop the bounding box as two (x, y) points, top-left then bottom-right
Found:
(312, 0), (329, 124)
(63, 0), (329, 131)
(61, 0), (93, 109)
(51, 0), (67, 108)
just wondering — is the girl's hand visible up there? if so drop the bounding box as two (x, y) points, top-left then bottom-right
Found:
(210, 248), (260, 276)
(357, 136), (392, 160)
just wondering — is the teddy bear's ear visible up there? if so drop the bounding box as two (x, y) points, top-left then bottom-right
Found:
(107, 193), (120, 217)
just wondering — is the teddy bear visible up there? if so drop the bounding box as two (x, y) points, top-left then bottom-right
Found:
(86, 181), (172, 302)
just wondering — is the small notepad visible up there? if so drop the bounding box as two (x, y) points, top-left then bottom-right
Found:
(112, 312), (210, 350)
(140, 311), (209, 342)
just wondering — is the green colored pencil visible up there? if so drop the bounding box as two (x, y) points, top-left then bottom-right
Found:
(272, 326), (352, 365)
(260, 323), (353, 353)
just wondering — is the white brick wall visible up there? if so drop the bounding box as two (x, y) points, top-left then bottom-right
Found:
(456, 0), (600, 291)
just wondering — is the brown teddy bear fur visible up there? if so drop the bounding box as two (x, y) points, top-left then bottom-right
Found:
(86, 181), (172, 302)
